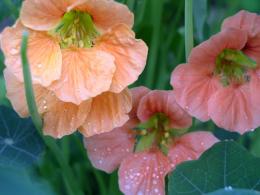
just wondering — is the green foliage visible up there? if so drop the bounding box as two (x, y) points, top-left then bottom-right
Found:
(0, 105), (44, 167)
(168, 141), (260, 195)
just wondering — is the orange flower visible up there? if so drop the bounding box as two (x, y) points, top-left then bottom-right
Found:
(1, 0), (148, 104)
(4, 69), (132, 138)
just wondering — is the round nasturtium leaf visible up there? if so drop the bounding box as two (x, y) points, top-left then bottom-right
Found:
(168, 141), (260, 195)
(207, 188), (260, 195)
(0, 105), (44, 167)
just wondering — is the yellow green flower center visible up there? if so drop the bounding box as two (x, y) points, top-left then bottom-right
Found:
(215, 49), (257, 86)
(50, 10), (99, 48)
(134, 113), (187, 155)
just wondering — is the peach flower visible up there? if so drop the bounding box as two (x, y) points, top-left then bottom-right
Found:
(84, 87), (218, 195)
(4, 69), (132, 138)
(1, 0), (148, 105)
(171, 11), (260, 133)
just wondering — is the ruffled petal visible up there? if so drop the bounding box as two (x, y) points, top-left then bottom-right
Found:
(50, 48), (116, 105)
(168, 131), (218, 168)
(80, 89), (132, 137)
(4, 69), (56, 117)
(129, 86), (150, 118)
(70, 0), (134, 31)
(189, 28), (248, 66)
(119, 151), (172, 195)
(43, 100), (91, 138)
(137, 90), (192, 129)
(20, 0), (75, 30)
(171, 64), (221, 121)
(84, 119), (137, 173)
(208, 84), (256, 133)
(1, 21), (62, 87)
(96, 24), (148, 93)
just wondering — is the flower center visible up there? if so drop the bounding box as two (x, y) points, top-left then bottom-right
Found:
(215, 49), (257, 86)
(50, 10), (99, 48)
(134, 113), (187, 155)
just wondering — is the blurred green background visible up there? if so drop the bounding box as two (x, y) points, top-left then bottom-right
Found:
(1, 0), (260, 195)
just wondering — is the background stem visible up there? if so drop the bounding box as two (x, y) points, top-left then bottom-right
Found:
(185, 0), (194, 60)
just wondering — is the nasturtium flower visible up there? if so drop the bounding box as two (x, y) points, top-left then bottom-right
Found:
(4, 69), (132, 138)
(1, 0), (148, 105)
(171, 10), (260, 133)
(84, 87), (218, 195)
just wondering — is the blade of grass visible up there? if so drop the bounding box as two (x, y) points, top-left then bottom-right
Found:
(185, 0), (194, 60)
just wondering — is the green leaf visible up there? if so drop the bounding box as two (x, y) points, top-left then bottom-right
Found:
(135, 131), (156, 152)
(168, 141), (260, 195)
(207, 189), (260, 195)
(0, 166), (55, 195)
(193, 0), (207, 42)
(0, 105), (44, 167)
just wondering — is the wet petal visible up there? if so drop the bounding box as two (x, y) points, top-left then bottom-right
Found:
(4, 69), (57, 117)
(70, 0), (134, 31)
(20, 0), (75, 30)
(96, 24), (148, 93)
(1, 22), (62, 87)
(137, 90), (192, 129)
(84, 119), (137, 173)
(208, 84), (256, 133)
(119, 151), (172, 195)
(129, 86), (150, 118)
(171, 64), (221, 121)
(168, 131), (218, 168)
(50, 48), (116, 105)
(80, 89), (132, 137)
(43, 100), (91, 138)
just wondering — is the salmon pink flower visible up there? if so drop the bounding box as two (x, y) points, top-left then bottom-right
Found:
(4, 69), (132, 138)
(1, 0), (148, 105)
(171, 10), (260, 133)
(84, 87), (218, 195)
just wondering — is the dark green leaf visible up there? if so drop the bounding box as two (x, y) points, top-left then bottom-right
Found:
(0, 105), (44, 167)
(168, 141), (260, 195)
(207, 189), (260, 195)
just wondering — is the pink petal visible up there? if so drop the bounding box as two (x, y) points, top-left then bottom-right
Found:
(137, 90), (192, 129)
(208, 84), (256, 133)
(84, 119), (137, 173)
(168, 131), (218, 168)
(119, 151), (172, 195)
(171, 64), (221, 121)
(189, 28), (248, 66)
(129, 86), (150, 118)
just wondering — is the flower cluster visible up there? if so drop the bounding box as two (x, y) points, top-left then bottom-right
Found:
(1, 0), (260, 194)
(1, 0), (148, 138)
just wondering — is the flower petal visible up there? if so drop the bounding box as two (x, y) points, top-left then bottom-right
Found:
(129, 86), (150, 118)
(118, 151), (172, 195)
(20, 0), (74, 30)
(50, 48), (116, 105)
(70, 0), (134, 31)
(137, 90), (192, 129)
(189, 28), (248, 66)
(80, 89), (132, 137)
(1, 21), (62, 87)
(208, 84), (256, 133)
(4, 68), (56, 117)
(84, 119), (137, 173)
(43, 100), (91, 138)
(168, 131), (218, 168)
(171, 64), (221, 121)
(96, 24), (148, 93)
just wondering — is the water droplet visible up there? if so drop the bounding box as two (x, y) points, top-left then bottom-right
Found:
(153, 180), (157, 185)
(154, 188), (159, 193)
(93, 148), (97, 152)
(200, 142), (205, 146)
(37, 63), (43, 68)
(224, 186), (233, 191)
(107, 147), (111, 152)
(124, 184), (131, 190)
(43, 105), (48, 110)
(11, 48), (18, 55)
(98, 160), (103, 164)
(137, 191), (144, 195)
(4, 138), (14, 145)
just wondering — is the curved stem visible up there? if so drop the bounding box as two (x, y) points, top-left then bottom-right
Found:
(21, 31), (83, 195)
(185, 0), (194, 60)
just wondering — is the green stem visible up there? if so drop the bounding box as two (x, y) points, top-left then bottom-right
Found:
(185, 0), (194, 61)
(21, 32), (83, 195)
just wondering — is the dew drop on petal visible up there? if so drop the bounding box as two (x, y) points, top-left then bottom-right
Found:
(37, 63), (43, 68)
